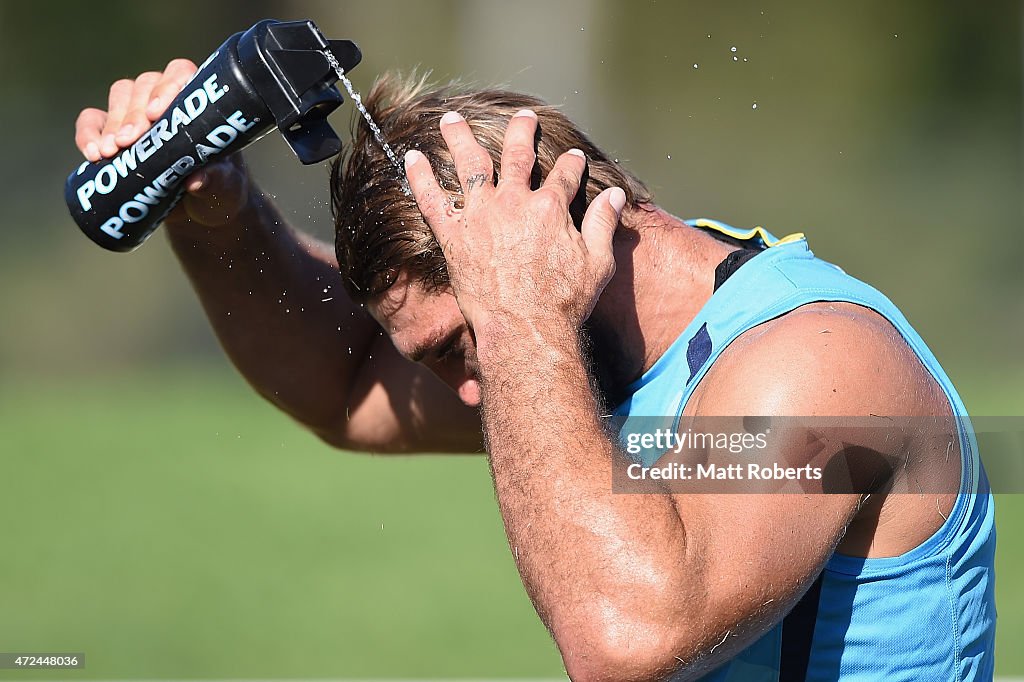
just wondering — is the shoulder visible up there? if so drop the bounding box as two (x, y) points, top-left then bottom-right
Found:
(690, 301), (942, 418)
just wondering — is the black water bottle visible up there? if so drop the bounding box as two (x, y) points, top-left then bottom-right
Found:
(65, 19), (361, 252)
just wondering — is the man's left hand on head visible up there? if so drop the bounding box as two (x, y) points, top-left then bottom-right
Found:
(403, 108), (627, 340)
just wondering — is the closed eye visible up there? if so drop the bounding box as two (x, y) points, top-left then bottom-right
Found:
(407, 326), (461, 364)
(435, 336), (461, 363)
(409, 327), (462, 366)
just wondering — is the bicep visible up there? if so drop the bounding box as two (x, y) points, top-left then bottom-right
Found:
(667, 306), (894, 650)
(666, 418), (863, 649)
(675, 490), (860, 645)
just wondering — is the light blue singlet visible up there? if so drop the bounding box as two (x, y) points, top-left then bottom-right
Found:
(612, 219), (996, 681)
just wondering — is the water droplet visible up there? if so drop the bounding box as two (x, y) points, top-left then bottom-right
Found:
(743, 58), (748, 62)
(730, 46), (737, 52)
(693, 63), (699, 69)
(752, 102), (758, 109)
(667, 154), (672, 159)
(733, 56), (738, 61)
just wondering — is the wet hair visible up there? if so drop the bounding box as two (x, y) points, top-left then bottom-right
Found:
(330, 71), (651, 302)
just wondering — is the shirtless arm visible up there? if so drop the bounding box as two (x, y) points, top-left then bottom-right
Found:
(74, 60), (482, 453)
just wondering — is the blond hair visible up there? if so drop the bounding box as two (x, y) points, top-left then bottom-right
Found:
(330, 72), (651, 301)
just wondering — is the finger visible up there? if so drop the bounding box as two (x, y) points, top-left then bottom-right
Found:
(115, 71), (161, 146)
(184, 168), (210, 193)
(185, 155), (243, 194)
(405, 149), (457, 244)
(580, 187), (626, 266)
(75, 108), (108, 161)
(498, 109), (538, 186)
(98, 79), (133, 157)
(439, 111), (494, 200)
(177, 157), (250, 227)
(183, 152), (242, 191)
(145, 58), (198, 119)
(542, 148), (588, 206)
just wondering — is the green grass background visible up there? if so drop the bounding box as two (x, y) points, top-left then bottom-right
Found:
(0, 370), (561, 679)
(0, 368), (1020, 679)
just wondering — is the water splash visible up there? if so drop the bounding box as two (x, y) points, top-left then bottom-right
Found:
(323, 49), (412, 196)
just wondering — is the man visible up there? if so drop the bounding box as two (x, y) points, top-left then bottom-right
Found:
(76, 61), (995, 680)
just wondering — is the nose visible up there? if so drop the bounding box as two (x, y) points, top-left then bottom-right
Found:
(456, 378), (481, 407)
(430, 360), (481, 407)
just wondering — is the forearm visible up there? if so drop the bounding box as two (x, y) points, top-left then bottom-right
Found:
(166, 182), (380, 436)
(475, 318), (697, 677)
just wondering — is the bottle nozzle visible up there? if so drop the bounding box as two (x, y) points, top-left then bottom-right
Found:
(241, 20), (362, 164)
(327, 40), (362, 75)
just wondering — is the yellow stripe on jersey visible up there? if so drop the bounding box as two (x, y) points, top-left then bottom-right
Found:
(689, 218), (805, 247)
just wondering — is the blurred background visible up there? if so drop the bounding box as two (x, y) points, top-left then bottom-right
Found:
(1, 0), (1021, 678)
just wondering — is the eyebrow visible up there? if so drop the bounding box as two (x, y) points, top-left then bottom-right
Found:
(407, 326), (461, 363)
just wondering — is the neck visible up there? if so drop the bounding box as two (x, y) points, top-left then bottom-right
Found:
(585, 205), (738, 407)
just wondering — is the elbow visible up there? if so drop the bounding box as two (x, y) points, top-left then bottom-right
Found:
(311, 425), (362, 452)
(309, 412), (412, 454)
(558, 613), (701, 682)
(311, 423), (405, 454)
(301, 411), (364, 452)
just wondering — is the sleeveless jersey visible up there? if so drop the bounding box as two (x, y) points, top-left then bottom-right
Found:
(611, 219), (996, 681)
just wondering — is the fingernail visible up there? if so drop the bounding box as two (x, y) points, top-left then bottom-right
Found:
(440, 111), (464, 125)
(513, 109), (537, 119)
(609, 187), (627, 213)
(117, 123), (134, 140)
(146, 97), (163, 116)
(85, 142), (99, 161)
(101, 134), (116, 154)
(404, 149), (424, 168)
(567, 148), (586, 158)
